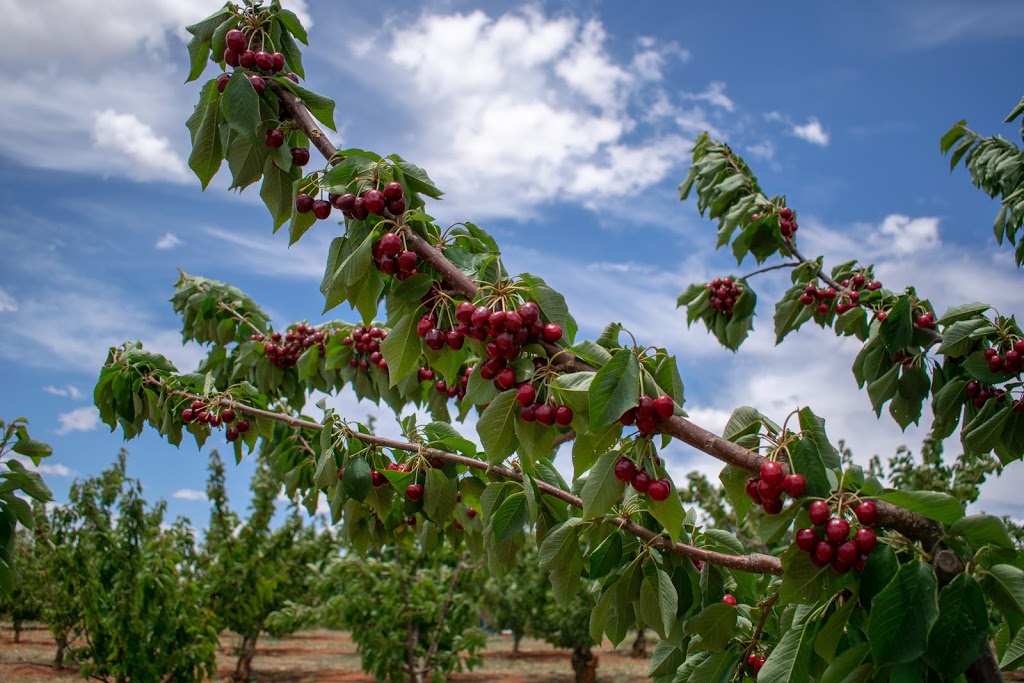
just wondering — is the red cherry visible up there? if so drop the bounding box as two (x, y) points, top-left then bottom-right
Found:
(517, 301), (540, 325)
(541, 323), (563, 343)
(762, 498), (784, 515)
(760, 461), (784, 486)
(825, 518), (851, 542)
(371, 470), (387, 488)
(721, 594), (737, 606)
(652, 395), (674, 420)
(620, 408), (637, 426)
(831, 559), (852, 574)
(220, 409), (236, 424)
(753, 655), (766, 673)
(495, 368), (517, 391)
(363, 189), (386, 215)
(836, 540), (860, 565)
(254, 51), (273, 71)
(631, 471), (651, 493)
(208, 413), (221, 427)
(455, 301), (476, 324)
(191, 399), (204, 412)
(312, 200), (332, 220)
(854, 501), (878, 526)
(383, 182), (404, 201)
(648, 479), (671, 502)
(520, 403), (537, 422)
(247, 74), (266, 94)
(745, 477), (763, 504)
(271, 52), (285, 72)
(238, 49), (256, 68)
(216, 72), (232, 92)
(814, 541), (835, 563)
(416, 316), (435, 338)
(418, 367), (434, 382)
(614, 457), (637, 483)
(854, 527), (877, 554)
(236, 420), (249, 433)
(808, 500), (830, 526)
(379, 232), (402, 256)
(795, 528), (818, 552)
(181, 408), (195, 423)
(535, 403), (555, 426)
(265, 128), (284, 148)
(757, 479), (781, 502)
(290, 147), (310, 166)
(515, 384), (537, 406)
(406, 484), (423, 501)
(225, 427), (240, 442)
(554, 405), (574, 426)
(781, 473), (807, 498)
(466, 508), (477, 519)
(636, 415), (658, 435)
(225, 29), (247, 52)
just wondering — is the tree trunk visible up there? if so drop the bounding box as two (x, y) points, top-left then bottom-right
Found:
(54, 634), (68, 670)
(13, 618), (22, 643)
(630, 628), (647, 658)
(233, 633), (260, 682)
(513, 632), (522, 655)
(571, 646), (597, 683)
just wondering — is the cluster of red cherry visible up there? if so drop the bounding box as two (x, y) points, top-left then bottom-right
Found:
(424, 366), (471, 401)
(333, 181), (407, 222)
(986, 339), (1024, 375)
(250, 324), (327, 369)
(341, 325), (389, 373)
(795, 499), (879, 573)
(705, 277), (745, 317)
(744, 461), (807, 515)
(620, 395), (675, 435)
(799, 273), (882, 316)
(613, 456), (671, 502)
(181, 400), (250, 442)
(514, 383), (574, 427)
(372, 231), (419, 280)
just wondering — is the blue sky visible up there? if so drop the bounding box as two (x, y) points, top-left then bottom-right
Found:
(1, 0), (1022, 526)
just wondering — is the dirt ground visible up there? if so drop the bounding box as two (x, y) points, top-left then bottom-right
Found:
(0, 624), (649, 682)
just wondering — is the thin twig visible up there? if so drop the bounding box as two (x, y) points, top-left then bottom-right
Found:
(736, 590), (779, 678)
(740, 262), (798, 279)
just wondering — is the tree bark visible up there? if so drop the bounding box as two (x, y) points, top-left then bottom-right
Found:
(233, 633), (259, 682)
(54, 634), (68, 670)
(513, 632), (522, 655)
(571, 647), (597, 683)
(630, 628), (647, 658)
(13, 618), (22, 643)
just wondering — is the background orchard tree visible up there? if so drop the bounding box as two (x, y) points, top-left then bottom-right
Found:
(32, 500), (84, 669)
(88, 3), (1024, 682)
(63, 451), (218, 682)
(204, 449), (340, 681)
(0, 530), (44, 643)
(0, 417), (52, 593)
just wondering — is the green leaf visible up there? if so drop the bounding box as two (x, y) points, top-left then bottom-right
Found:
(877, 489), (964, 525)
(758, 606), (819, 683)
(296, 345), (319, 381)
(275, 8), (309, 43)
(924, 573), (988, 677)
(513, 417), (555, 470)
(476, 390), (519, 465)
(949, 514), (1014, 549)
(588, 350), (640, 430)
(868, 561), (938, 665)
(277, 27), (305, 79)
(188, 80), (224, 189)
(580, 450), (626, 520)
(879, 296), (913, 353)
(790, 438), (831, 501)
(185, 37), (211, 83)
(490, 492), (528, 542)
(937, 301), (990, 325)
(221, 71), (261, 147)
(867, 364), (900, 415)
(983, 564), (1024, 617)
(569, 340), (612, 368)
(647, 640), (686, 678)
(225, 133), (266, 190)
(820, 643), (871, 683)
(938, 318), (990, 356)
(779, 551), (827, 605)
(1000, 627), (1024, 670)
(684, 603), (737, 651)
(342, 456), (372, 501)
(860, 544), (898, 608)
(260, 156), (296, 230)
(423, 468), (457, 523)
(815, 594), (858, 662)
(11, 438), (52, 459)
(639, 567), (678, 638)
(379, 314), (421, 387)
(392, 156), (444, 199)
(272, 77), (336, 131)
(538, 518), (583, 570)
(649, 477), (686, 543)
(939, 121), (969, 153)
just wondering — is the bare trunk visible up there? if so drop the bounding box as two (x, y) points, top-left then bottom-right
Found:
(571, 646), (597, 683)
(630, 628), (647, 658)
(410, 671), (427, 683)
(233, 633), (259, 682)
(54, 634), (68, 670)
(512, 632), (522, 655)
(13, 618), (22, 643)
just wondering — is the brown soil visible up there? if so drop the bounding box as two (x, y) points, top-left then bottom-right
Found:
(0, 625), (648, 683)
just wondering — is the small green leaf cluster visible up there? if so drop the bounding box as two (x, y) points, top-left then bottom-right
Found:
(0, 417), (53, 594)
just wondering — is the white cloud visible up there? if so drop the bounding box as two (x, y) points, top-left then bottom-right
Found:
(792, 117), (830, 147)
(155, 232), (182, 250)
(56, 406), (100, 435)
(683, 81), (734, 112)
(745, 141), (776, 162)
(0, 0), (311, 69)
(333, 7), (693, 219)
(172, 488), (208, 501)
(0, 288), (17, 312)
(43, 385), (83, 399)
(92, 110), (189, 182)
(38, 463), (75, 477)
(870, 214), (941, 254)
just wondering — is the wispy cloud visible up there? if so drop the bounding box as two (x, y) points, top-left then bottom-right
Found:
(155, 232), (182, 250)
(172, 488), (207, 502)
(43, 385), (83, 399)
(92, 110), (189, 182)
(682, 81), (734, 112)
(56, 406), (100, 435)
(0, 288), (17, 313)
(792, 117), (830, 147)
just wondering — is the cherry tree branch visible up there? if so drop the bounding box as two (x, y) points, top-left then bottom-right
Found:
(270, 88), (949, 558)
(164, 384), (783, 574)
(422, 554), (472, 672)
